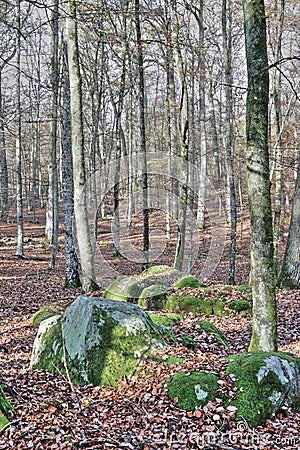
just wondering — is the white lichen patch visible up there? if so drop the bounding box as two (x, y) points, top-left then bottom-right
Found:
(257, 356), (298, 385)
(194, 384), (208, 401)
(268, 390), (282, 406)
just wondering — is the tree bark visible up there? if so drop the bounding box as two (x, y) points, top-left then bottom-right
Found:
(243, 0), (277, 352)
(15, 0), (24, 257)
(65, 0), (98, 293)
(49, 0), (59, 270)
(61, 41), (80, 288)
(278, 152), (300, 288)
(135, 0), (149, 270)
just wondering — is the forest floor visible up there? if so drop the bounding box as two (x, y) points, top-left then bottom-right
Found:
(0, 208), (300, 449)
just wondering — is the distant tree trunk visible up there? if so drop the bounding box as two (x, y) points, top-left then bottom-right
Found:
(61, 41), (80, 288)
(15, 0), (24, 257)
(278, 152), (300, 288)
(243, 0), (277, 352)
(0, 69), (8, 223)
(171, 0), (189, 271)
(49, 0), (59, 270)
(135, 0), (149, 270)
(66, 0), (98, 293)
(222, 0), (237, 284)
(272, 0), (285, 275)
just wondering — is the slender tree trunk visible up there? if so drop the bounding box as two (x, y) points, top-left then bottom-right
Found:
(135, 0), (149, 270)
(65, 0), (98, 293)
(273, 0), (285, 275)
(0, 70), (8, 223)
(49, 0), (59, 270)
(171, 0), (189, 272)
(15, 0), (24, 257)
(278, 151), (300, 288)
(61, 41), (80, 288)
(243, 0), (277, 352)
(222, 0), (237, 284)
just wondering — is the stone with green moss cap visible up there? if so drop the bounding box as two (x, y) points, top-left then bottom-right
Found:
(30, 296), (165, 387)
(167, 371), (220, 410)
(138, 284), (165, 310)
(226, 352), (300, 427)
(173, 274), (205, 289)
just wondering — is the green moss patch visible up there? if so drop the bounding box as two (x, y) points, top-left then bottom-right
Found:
(165, 295), (225, 316)
(167, 372), (220, 410)
(174, 274), (205, 289)
(30, 305), (65, 328)
(228, 300), (251, 315)
(148, 313), (175, 327)
(197, 320), (227, 347)
(226, 352), (300, 428)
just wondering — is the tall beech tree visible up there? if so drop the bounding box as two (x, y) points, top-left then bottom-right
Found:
(243, 0), (277, 352)
(65, 0), (98, 293)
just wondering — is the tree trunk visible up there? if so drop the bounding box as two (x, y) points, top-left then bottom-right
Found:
(171, 0), (189, 272)
(65, 0), (98, 293)
(61, 41), (80, 288)
(0, 70), (8, 223)
(15, 0), (24, 257)
(278, 152), (300, 288)
(49, 0), (59, 270)
(243, 0), (277, 352)
(135, 0), (149, 270)
(222, 0), (237, 284)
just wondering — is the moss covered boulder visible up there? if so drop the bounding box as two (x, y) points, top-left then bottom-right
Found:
(0, 385), (12, 430)
(226, 352), (300, 427)
(173, 274), (205, 289)
(167, 372), (220, 410)
(165, 295), (225, 316)
(138, 284), (166, 310)
(103, 276), (144, 302)
(30, 296), (165, 387)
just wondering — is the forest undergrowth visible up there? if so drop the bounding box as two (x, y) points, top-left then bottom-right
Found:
(0, 210), (299, 449)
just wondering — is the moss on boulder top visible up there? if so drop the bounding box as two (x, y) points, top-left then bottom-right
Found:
(165, 295), (225, 316)
(174, 274), (205, 289)
(226, 352), (300, 427)
(30, 305), (65, 328)
(30, 296), (165, 387)
(167, 371), (220, 410)
(138, 284), (165, 311)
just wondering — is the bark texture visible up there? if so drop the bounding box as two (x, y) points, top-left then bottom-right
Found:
(243, 0), (277, 352)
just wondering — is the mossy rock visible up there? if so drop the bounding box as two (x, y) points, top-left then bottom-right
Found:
(30, 305), (65, 328)
(30, 296), (165, 387)
(173, 274), (205, 289)
(148, 313), (175, 327)
(198, 320), (227, 347)
(226, 352), (300, 428)
(141, 265), (177, 277)
(0, 385), (12, 430)
(167, 371), (220, 410)
(103, 276), (144, 302)
(165, 295), (224, 316)
(228, 299), (251, 314)
(138, 284), (165, 311)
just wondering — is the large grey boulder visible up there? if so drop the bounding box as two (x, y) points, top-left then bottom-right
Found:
(226, 352), (300, 427)
(30, 296), (165, 387)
